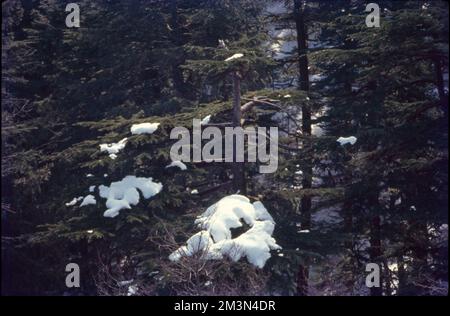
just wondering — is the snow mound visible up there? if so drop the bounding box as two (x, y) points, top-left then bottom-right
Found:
(165, 160), (187, 170)
(80, 194), (96, 207)
(130, 122), (160, 135)
(98, 176), (163, 218)
(201, 115), (211, 125)
(225, 53), (243, 62)
(100, 138), (128, 159)
(337, 136), (357, 146)
(169, 195), (281, 268)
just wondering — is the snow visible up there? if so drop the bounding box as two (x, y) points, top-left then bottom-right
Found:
(298, 229), (310, 233)
(127, 285), (138, 296)
(89, 185), (96, 192)
(86, 230), (94, 234)
(130, 122), (160, 135)
(283, 94), (291, 98)
(225, 53), (243, 62)
(100, 138), (128, 158)
(117, 279), (134, 286)
(169, 195), (281, 268)
(99, 176), (163, 218)
(86, 174), (94, 178)
(80, 194), (96, 207)
(295, 170), (303, 175)
(201, 115), (211, 125)
(166, 160), (187, 170)
(65, 196), (83, 207)
(337, 136), (357, 145)
(191, 189), (199, 195)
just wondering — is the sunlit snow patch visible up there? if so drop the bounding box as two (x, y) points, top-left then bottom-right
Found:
(337, 136), (357, 146)
(80, 194), (96, 207)
(98, 176), (163, 218)
(201, 115), (211, 125)
(99, 138), (128, 159)
(166, 160), (187, 170)
(65, 196), (83, 207)
(169, 195), (281, 268)
(130, 122), (160, 135)
(225, 53), (243, 62)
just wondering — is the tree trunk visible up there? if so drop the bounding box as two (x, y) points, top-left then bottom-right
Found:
(169, 0), (187, 97)
(369, 214), (383, 296)
(231, 71), (245, 194)
(294, 0), (311, 296)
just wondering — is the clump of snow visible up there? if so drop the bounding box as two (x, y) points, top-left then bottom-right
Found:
(130, 122), (160, 135)
(99, 176), (163, 218)
(65, 196), (83, 207)
(298, 229), (310, 233)
(89, 185), (96, 193)
(117, 279), (134, 286)
(283, 94), (291, 98)
(127, 285), (138, 296)
(225, 53), (243, 62)
(80, 194), (96, 207)
(104, 174), (108, 178)
(100, 138), (128, 159)
(169, 195), (281, 268)
(201, 115), (211, 125)
(191, 189), (199, 195)
(166, 160), (187, 171)
(86, 174), (94, 178)
(87, 230), (94, 234)
(337, 136), (357, 146)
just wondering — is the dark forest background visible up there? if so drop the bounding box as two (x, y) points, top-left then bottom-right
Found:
(1, 0), (448, 295)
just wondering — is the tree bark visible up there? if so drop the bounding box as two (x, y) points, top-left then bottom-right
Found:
(294, 0), (311, 296)
(231, 72), (246, 194)
(169, 0), (188, 97)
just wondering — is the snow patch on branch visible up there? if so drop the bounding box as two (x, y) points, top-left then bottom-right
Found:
(80, 194), (96, 207)
(99, 138), (128, 159)
(166, 160), (188, 170)
(65, 196), (83, 207)
(337, 136), (357, 146)
(225, 53), (244, 62)
(98, 176), (163, 218)
(130, 122), (160, 135)
(169, 195), (281, 268)
(201, 115), (211, 125)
